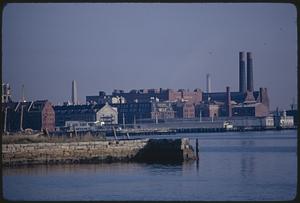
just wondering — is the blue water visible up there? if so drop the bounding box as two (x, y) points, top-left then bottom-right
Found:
(3, 130), (297, 201)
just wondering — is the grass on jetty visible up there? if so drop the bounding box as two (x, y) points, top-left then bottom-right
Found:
(2, 133), (106, 144)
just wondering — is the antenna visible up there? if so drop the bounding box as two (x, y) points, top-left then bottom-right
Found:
(21, 84), (25, 102)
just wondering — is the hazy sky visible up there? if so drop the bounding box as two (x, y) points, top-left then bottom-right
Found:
(2, 3), (297, 110)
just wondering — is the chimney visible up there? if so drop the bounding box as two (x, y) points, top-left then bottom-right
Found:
(72, 80), (78, 105)
(259, 87), (263, 103)
(239, 52), (246, 93)
(226, 86), (232, 117)
(246, 52), (254, 92)
(206, 74), (211, 93)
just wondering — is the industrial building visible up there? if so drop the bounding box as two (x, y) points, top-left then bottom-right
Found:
(54, 103), (118, 127)
(86, 51), (270, 122)
(111, 102), (152, 125)
(2, 100), (55, 132)
(151, 101), (175, 120)
(87, 88), (202, 105)
(200, 51), (270, 118)
(172, 101), (195, 119)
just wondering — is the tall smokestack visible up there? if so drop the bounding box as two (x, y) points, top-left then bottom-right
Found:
(259, 87), (263, 103)
(239, 52), (246, 93)
(72, 80), (78, 105)
(206, 73), (211, 93)
(247, 52), (254, 92)
(226, 86), (232, 117)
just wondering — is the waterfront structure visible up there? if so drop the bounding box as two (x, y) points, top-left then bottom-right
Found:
(286, 109), (298, 126)
(55, 120), (104, 132)
(71, 80), (78, 105)
(2, 100), (55, 132)
(54, 103), (118, 127)
(273, 110), (294, 128)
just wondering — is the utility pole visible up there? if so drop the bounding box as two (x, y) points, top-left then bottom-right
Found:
(122, 113), (125, 129)
(4, 107), (7, 133)
(20, 104), (24, 131)
(199, 110), (202, 122)
(21, 84), (25, 102)
(133, 114), (136, 129)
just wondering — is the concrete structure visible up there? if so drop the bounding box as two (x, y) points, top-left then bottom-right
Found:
(2, 138), (196, 166)
(54, 103), (118, 127)
(71, 80), (78, 105)
(2, 100), (55, 132)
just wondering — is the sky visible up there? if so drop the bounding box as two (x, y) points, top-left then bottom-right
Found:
(2, 3), (297, 110)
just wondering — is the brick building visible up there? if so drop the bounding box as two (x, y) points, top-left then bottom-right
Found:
(112, 102), (152, 124)
(2, 100), (55, 132)
(151, 101), (175, 120)
(172, 101), (195, 119)
(88, 88), (202, 105)
(54, 103), (118, 127)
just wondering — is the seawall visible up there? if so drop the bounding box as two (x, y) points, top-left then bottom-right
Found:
(2, 138), (196, 167)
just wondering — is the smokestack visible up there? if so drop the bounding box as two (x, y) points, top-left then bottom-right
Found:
(226, 86), (232, 117)
(72, 80), (78, 105)
(239, 52), (246, 93)
(247, 52), (254, 92)
(259, 87), (263, 103)
(206, 73), (211, 93)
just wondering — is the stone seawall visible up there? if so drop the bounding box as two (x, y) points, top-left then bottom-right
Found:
(2, 138), (196, 167)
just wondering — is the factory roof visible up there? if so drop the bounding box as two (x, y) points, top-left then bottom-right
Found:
(54, 104), (106, 114)
(203, 91), (259, 104)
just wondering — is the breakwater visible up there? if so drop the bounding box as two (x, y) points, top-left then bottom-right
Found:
(2, 138), (196, 167)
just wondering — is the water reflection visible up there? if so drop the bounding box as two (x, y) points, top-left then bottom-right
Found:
(240, 140), (255, 178)
(3, 163), (149, 176)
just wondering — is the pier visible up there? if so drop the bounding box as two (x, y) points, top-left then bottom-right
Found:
(2, 138), (197, 167)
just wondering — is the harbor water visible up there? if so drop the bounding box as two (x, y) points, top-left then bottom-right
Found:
(2, 130), (297, 201)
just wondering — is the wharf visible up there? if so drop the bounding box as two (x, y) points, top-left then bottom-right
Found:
(2, 138), (197, 167)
